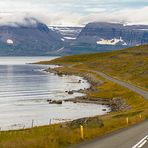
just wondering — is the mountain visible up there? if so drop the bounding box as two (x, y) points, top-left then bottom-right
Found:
(77, 22), (148, 45)
(42, 44), (148, 90)
(62, 22), (148, 55)
(0, 21), (148, 56)
(48, 26), (83, 42)
(0, 18), (63, 56)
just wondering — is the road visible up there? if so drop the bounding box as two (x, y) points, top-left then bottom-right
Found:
(92, 71), (148, 99)
(70, 65), (148, 99)
(70, 120), (148, 148)
(69, 67), (148, 148)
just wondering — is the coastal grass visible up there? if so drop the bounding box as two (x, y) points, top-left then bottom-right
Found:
(0, 45), (148, 148)
(0, 108), (147, 148)
(0, 67), (148, 148)
(41, 45), (148, 90)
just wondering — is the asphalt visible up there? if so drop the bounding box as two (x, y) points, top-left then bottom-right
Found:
(143, 143), (148, 148)
(69, 67), (148, 148)
(71, 65), (148, 99)
(70, 120), (148, 148)
(93, 71), (148, 99)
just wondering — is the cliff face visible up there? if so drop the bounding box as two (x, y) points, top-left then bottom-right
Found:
(76, 22), (148, 46)
(0, 19), (63, 56)
(0, 21), (148, 56)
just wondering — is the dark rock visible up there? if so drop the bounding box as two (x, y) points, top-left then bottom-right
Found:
(102, 109), (107, 111)
(68, 91), (74, 95)
(47, 99), (52, 102)
(48, 100), (62, 104)
(58, 73), (63, 77)
(111, 97), (130, 111)
(68, 117), (104, 128)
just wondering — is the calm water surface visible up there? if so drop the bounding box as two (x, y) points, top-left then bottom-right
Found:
(0, 57), (110, 130)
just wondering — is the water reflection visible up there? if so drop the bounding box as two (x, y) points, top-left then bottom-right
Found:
(0, 57), (110, 130)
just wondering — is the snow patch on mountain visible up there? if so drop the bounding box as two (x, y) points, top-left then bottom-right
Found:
(6, 39), (14, 44)
(61, 38), (65, 41)
(64, 36), (76, 40)
(57, 47), (64, 52)
(48, 26), (83, 41)
(96, 37), (127, 45)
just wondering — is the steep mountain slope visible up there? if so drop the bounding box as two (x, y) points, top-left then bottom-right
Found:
(48, 26), (83, 42)
(0, 21), (148, 56)
(62, 22), (148, 55)
(0, 19), (63, 56)
(77, 22), (148, 46)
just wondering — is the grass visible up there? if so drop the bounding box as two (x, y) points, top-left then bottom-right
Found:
(42, 45), (148, 90)
(0, 45), (148, 148)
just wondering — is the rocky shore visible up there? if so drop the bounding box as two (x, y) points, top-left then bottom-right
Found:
(46, 67), (130, 112)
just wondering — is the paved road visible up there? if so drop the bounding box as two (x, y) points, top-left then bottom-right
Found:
(71, 65), (148, 99)
(133, 135), (148, 148)
(70, 120), (148, 148)
(69, 66), (148, 148)
(143, 143), (148, 148)
(92, 71), (148, 99)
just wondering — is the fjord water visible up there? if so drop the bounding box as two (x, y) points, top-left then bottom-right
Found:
(0, 57), (110, 130)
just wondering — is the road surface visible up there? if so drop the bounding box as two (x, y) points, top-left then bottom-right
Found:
(70, 120), (148, 148)
(92, 71), (148, 99)
(70, 65), (148, 99)
(69, 66), (148, 148)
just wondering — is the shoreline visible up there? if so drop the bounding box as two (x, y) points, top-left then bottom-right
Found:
(0, 64), (129, 131)
(46, 66), (130, 112)
(0, 63), (109, 132)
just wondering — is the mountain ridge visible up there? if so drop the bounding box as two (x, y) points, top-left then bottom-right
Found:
(0, 21), (148, 56)
(0, 18), (63, 56)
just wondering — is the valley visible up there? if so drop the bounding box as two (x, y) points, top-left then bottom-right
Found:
(0, 20), (148, 56)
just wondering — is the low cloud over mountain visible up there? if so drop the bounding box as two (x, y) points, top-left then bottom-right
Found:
(1, 20), (148, 56)
(0, 0), (148, 26)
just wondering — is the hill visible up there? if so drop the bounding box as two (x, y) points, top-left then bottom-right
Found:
(40, 45), (148, 90)
(0, 18), (63, 56)
(62, 22), (148, 55)
(0, 45), (148, 148)
(1, 21), (148, 56)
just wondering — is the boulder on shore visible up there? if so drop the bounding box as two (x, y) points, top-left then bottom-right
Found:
(68, 117), (104, 128)
(68, 91), (74, 95)
(47, 100), (63, 104)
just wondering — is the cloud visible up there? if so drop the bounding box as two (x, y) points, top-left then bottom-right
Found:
(79, 6), (148, 25)
(0, 0), (148, 26)
(85, 8), (106, 13)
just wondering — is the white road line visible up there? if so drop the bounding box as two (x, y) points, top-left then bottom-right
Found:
(132, 135), (148, 148)
(138, 140), (147, 148)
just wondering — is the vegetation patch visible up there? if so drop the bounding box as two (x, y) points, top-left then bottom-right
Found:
(0, 45), (148, 148)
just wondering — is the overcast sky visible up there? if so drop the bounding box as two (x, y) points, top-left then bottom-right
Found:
(0, 0), (148, 26)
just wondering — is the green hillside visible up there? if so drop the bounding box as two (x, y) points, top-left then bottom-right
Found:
(41, 45), (148, 90)
(0, 45), (147, 148)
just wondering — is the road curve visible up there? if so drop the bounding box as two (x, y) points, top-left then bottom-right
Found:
(91, 70), (148, 99)
(70, 120), (148, 148)
(70, 64), (148, 99)
(68, 67), (148, 148)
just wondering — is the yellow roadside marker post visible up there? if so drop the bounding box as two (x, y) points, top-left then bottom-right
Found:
(80, 125), (84, 140)
(126, 117), (129, 125)
(139, 114), (142, 119)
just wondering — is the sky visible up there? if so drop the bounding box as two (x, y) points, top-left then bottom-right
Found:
(0, 0), (148, 26)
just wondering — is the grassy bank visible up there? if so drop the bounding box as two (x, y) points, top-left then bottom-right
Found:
(43, 45), (148, 90)
(0, 45), (148, 148)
